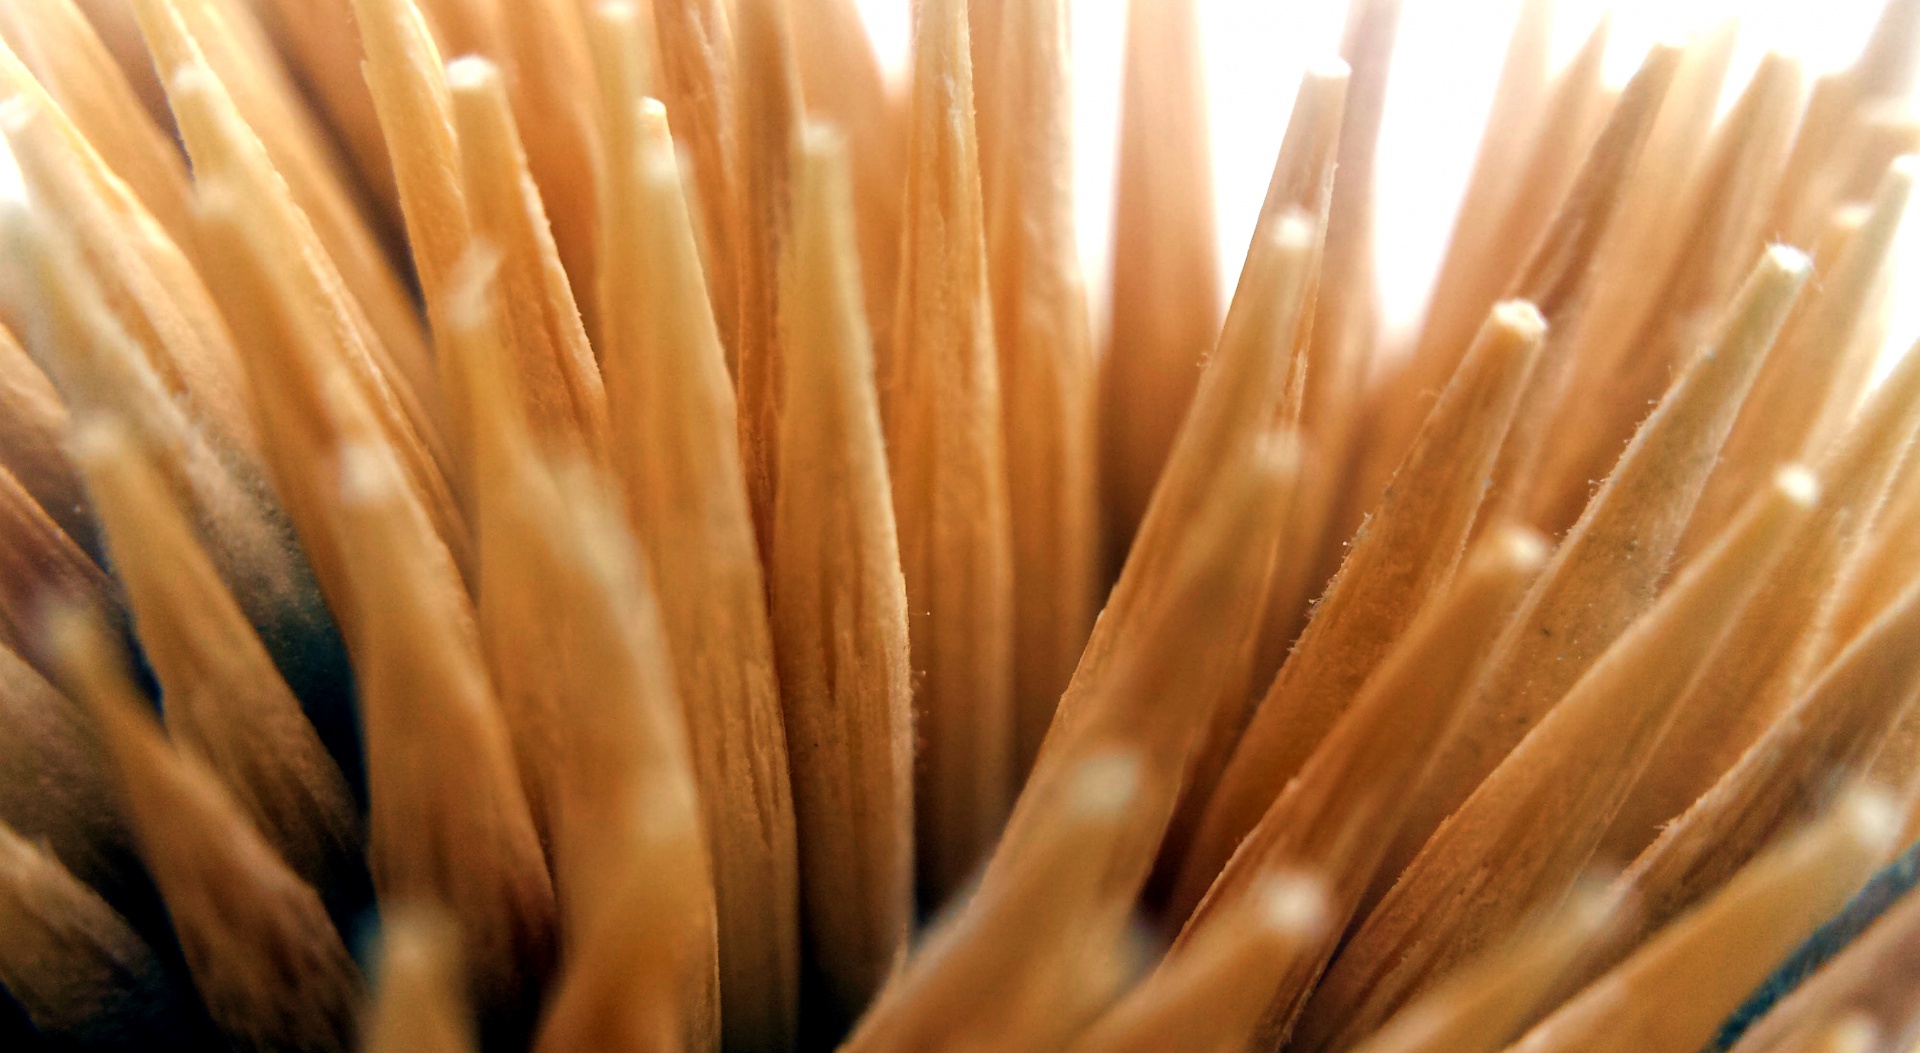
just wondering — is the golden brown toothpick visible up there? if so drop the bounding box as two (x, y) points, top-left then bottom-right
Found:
(1170, 526), (1550, 1050)
(50, 614), (362, 1053)
(731, 0), (802, 560)
(773, 127), (914, 1030)
(1346, 884), (1631, 1053)
(446, 56), (610, 467)
(1350, 16), (1613, 517)
(885, 0), (1016, 905)
(1606, 331), (1920, 861)
(0, 322), (91, 557)
(1724, 868), (1920, 1053)
(648, 0), (740, 360)
(1593, 573), (1920, 976)
(1505, 792), (1897, 1053)
(985, 0), (1100, 781)
(848, 432), (1298, 1053)
(0, 0), (199, 258)
(1155, 63), (1346, 884)
(598, 100), (797, 1051)
(365, 908), (479, 1053)
(1100, 0), (1220, 570)
(0, 818), (185, 1048)
(132, 0), (438, 425)
(790, 0), (901, 365)
(1531, 51), (1804, 534)
(70, 418), (358, 896)
(1068, 874), (1329, 1053)
(1686, 159), (1915, 558)
(1180, 301), (1544, 915)
(0, 638), (135, 914)
(1379, 246), (1808, 890)
(1298, 462), (1818, 1053)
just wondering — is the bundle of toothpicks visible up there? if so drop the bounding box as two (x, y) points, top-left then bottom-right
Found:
(1, 0), (1919, 1050)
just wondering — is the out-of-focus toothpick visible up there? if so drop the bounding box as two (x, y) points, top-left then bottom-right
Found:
(1067, 874), (1329, 1053)
(365, 907), (478, 1053)
(0, 818), (191, 1049)
(1346, 883), (1629, 1053)
(1506, 792), (1896, 1053)
(70, 417), (359, 898)
(1100, 0), (1220, 572)
(50, 612), (363, 1053)
(731, 0), (801, 560)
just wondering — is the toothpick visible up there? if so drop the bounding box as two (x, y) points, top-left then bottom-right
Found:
(599, 100), (797, 1051)
(521, 464), (716, 1053)
(648, 0), (740, 361)
(0, 83), (259, 463)
(985, 0), (1099, 781)
(0, 819), (190, 1048)
(1298, 463), (1818, 1053)
(1506, 792), (1897, 1053)
(773, 127), (914, 1032)
(1752, 1014), (1881, 1053)
(50, 613), (363, 1053)
(849, 436), (1297, 1053)
(1596, 573), (1920, 981)
(441, 234), (721, 1052)
(1687, 159), (1915, 558)
(1470, 42), (1688, 531)
(1180, 302), (1544, 918)
(1531, 52), (1804, 534)
(1723, 870), (1920, 1053)
(0, 0), (200, 259)
(0, 638), (138, 919)
(1528, 20), (1743, 450)
(70, 417), (359, 897)
(493, 0), (601, 348)
(886, 0), (1015, 905)
(731, 0), (801, 561)
(365, 907), (478, 1053)
(1402, 0), (1553, 408)
(1345, 883), (1630, 1053)
(244, 0), (406, 237)
(0, 459), (123, 680)
(346, 0), (471, 342)
(22, 154), (396, 779)
(1068, 874), (1329, 1053)
(1352, 17), (1613, 517)
(197, 187), (558, 1031)
(160, 44), (465, 569)
(1606, 331), (1920, 862)
(445, 56), (610, 467)
(132, 0), (438, 427)
(842, 750), (1154, 1053)
(1380, 246), (1807, 891)
(1156, 64), (1345, 886)
(789, 0), (903, 366)
(1290, 0), (1399, 595)
(1170, 526), (1550, 1050)
(1100, 0), (1220, 569)
(0, 322), (92, 557)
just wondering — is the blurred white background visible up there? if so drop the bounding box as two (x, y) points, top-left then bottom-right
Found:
(854, 0), (1920, 372)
